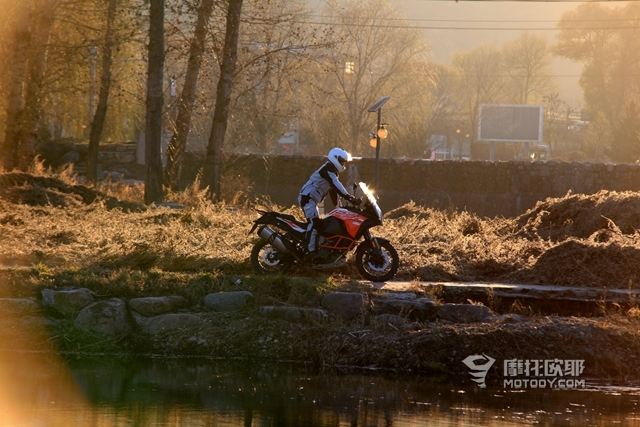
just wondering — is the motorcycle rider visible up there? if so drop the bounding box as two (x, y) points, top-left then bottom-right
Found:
(298, 147), (359, 259)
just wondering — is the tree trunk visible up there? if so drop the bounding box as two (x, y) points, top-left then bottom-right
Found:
(17, 0), (56, 171)
(144, 0), (165, 205)
(202, 0), (243, 202)
(1, 5), (31, 171)
(86, 0), (118, 185)
(163, 0), (214, 191)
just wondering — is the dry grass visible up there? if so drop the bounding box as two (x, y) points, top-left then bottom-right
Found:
(3, 167), (640, 290)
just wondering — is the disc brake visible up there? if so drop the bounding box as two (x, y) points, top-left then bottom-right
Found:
(367, 250), (390, 272)
(261, 247), (281, 267)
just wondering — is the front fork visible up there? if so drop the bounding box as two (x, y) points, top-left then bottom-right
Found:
(363, 230), (383, 254)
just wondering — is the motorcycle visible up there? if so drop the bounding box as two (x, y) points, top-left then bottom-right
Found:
(248, 182), (399, 282)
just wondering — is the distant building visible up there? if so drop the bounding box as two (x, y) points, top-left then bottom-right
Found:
(427, 134), (470, 160)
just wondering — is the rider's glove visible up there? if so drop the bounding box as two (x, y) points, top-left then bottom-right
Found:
(345, 195), (361, 205)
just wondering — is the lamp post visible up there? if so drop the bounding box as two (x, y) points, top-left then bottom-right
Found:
(367, 96), (390, 193)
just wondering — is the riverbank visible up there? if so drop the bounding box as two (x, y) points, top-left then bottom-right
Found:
(2, 267), (640, 386)
(2, 170), (640, 385)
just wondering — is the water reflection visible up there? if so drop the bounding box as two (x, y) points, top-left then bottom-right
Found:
(4, 353), (640, 426)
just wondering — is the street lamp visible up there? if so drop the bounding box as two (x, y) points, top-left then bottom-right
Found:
(367, 96), (390, 193)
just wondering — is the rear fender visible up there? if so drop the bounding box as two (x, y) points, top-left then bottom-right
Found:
(249, 211), (297, 235)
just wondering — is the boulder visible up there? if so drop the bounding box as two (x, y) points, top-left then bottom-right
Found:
(259, 306), (328, 323)
(374, 313), (405, 327)
(0, 298), (40, 317)
(134, 313), (201, 334)
(321, 292), (367, 319)
(385, 292), (417, 300)
(371, 297), (437, 321)
(42, 288), (94, 316)
(73, 298), (132, 336)
(128, 296), (186, 316)
(204, 291), (253, 312)
(437, 303), (494, 323)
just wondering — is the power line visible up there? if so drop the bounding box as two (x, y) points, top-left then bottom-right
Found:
(304, 15), (640, 24)
(290, 19), (640, 31)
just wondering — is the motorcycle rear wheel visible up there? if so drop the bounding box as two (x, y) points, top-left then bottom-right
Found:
(355, 238), (399, 282)
(251, 240), (294, 275)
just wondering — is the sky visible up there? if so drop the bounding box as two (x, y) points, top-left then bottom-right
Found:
(400, 0), (584, 104)
(309, 0), (634, 108)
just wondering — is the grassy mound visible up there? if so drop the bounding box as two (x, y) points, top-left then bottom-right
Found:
(2, 171), (640, 288)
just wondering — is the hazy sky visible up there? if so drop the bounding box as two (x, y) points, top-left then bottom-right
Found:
(400, 0), (584, 104)
(309, 0), (638, 107)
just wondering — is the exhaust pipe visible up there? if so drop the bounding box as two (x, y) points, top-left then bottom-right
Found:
(258, 226), (289, 253)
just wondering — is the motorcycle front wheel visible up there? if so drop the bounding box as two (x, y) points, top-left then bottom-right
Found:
(250, 240), (295, 275)
(355, 238), (399, 282)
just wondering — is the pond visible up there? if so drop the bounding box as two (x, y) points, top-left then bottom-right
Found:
(3, 350), (640, 427)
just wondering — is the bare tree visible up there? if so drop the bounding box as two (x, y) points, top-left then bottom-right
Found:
(144, 0), (165, 205)
(542, 92), (571, 157)
(225, 0), (330, 153)
(1, 3), (32, 170)
(555, 3), (627, 123)
(502, 31), (557, 105)
(86, 0), (118, 185)
(163, 0), (215, 190)
(318, 0), (426, 154)
(202, 0), (243, 202)
(18, 1), (58, 170)
(451, 43), (505, 157)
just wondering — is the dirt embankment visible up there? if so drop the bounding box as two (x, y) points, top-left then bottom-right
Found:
(3, 171), (640, 288)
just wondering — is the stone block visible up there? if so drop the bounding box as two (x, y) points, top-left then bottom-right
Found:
(74, 298), (132, 336)
(321, 292), (367, 319)
(204, 291), (253, 312)
(42, 288), (95, 316)
(128, 296), (186, 317)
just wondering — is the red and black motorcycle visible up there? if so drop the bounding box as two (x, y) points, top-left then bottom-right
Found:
(248, 182), (399, 282)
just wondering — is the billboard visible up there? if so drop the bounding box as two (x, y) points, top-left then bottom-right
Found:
(478, 104), (543, 143)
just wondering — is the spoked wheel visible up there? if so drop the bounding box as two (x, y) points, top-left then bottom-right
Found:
(251, 240), (295, 274)
(355, 238), (399, 282)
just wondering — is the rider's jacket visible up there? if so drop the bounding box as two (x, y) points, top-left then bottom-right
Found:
(299, 161), (349, 204)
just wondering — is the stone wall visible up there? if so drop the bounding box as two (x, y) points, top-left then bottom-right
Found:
(39, 141), (640, 218)
(183, 153), (640, 218)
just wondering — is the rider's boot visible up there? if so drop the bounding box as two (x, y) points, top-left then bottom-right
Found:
(304, 229), (322, 260)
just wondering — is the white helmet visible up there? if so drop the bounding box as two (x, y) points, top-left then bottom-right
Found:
(327, 147), (352, 173)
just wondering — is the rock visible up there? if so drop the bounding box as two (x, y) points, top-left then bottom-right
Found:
(404, 322), (422, 331)
(0, 298), (40, 316)
(437, 303), (494, 323)
(42, 288), (95, 316)
(485, 313), (526, 324)
(321, 292), (367, 319)
(204, 291), (253, 312)
(73, 298), (132, 336)
(134, 313), (201, 334)
(375, 314), (405, 326)
(259, 306), (328, 323)
(372, 297), (437, 321)
(385, 292), (417, 300)
(128, 296), (186, 316)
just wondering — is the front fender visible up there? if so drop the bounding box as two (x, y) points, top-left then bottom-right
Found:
(357, 236), (390, 252)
